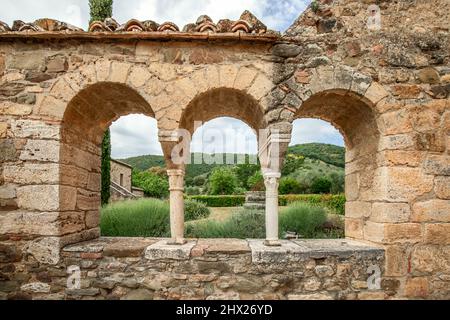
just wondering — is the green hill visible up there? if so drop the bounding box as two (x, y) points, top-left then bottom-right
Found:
(288, 143), (345, 168)
(121, 143), (345, 172)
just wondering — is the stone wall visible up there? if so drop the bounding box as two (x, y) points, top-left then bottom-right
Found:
(3, 238), (385, 300)
(0, 0), (449, 300)
(111, 160), (132, 192)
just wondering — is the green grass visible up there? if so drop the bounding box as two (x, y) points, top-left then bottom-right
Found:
(279, 202), (328, 238)
(186, 209), (266, 239)
(101, 199), (344, 239)
(100, 199), (170, 237)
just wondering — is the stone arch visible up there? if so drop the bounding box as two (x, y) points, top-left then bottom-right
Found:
(179, 87), (268, 135)
(292, 86), (382, 241)
(58, 82), (157, 240)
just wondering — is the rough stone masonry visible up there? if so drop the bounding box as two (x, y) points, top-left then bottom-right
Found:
(0, 1), (449, 300)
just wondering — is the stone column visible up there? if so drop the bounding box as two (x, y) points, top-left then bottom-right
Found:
(258, 126), (291, 247)
(167, 169), (186, 245)
(263, 170), (281, 246)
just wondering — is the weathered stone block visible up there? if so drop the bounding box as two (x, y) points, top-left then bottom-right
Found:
(27, 237), (61, 265)
(435, 176), (450, 199)
(345, 218), (364, 239)
(346, 201), (371, 219)
(424, 224), (450, 244)
(21, 282), (51, 293)
(36, 95), (66, 119)
(109, 62), (131, 83)
(19, 140), (60, 163)
(76, 189), (100, 211)
(287, 293), (334, 300)
(371, 203), (411, 223)
(104, 238), (157, 258)
(11, 120), (60, 140)
(412, 200), (450, 222)
(46, 55), (68, 73)
(411, 245), (449, 273)
(405, 277), (429, 298)
(272, 44), (301, 58)
(17, 185), (77, 211)
(364, 222), (422, 244)
(7, 52), (45, 71)
(385, 245), (409, 277)
(0, 101), (33, 116)
(364, 82), (389, 104)
(85, 211), (100, 229)
(145, 240), (197, 260)
(366, 167), (433, 202)
(424, 155), (450, 176)
(0, 122), (7, 138)
(234, 67), (258, 90)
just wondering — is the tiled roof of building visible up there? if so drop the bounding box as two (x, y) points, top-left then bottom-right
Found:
(0, 10), (279, 41)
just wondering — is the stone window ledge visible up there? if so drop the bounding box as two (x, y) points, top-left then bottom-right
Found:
(63, 237), (384, 264)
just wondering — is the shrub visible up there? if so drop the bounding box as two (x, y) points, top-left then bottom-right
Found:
(100, 199), (170, 237)
(311, 177), (332, 194)
(279, 177), (302, 195)
(186, 186), (201, 196)
(132, 170), (169, 199)
(184, 199), (211, 221)
(193, 175), (206, 187)
(188, 195), (245, 207)
(279, 202), (327, 238)
(247, 171), (265, 191)
(279, 194), (346, 215)
(208, 167), (238, 195)
(186, 209), (265, 239)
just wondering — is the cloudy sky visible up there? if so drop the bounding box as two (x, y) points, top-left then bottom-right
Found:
(1, 0), (344, 158)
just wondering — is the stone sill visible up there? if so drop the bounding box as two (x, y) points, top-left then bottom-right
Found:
(63, 237), (384, 264)
(0, 31), (279, 43)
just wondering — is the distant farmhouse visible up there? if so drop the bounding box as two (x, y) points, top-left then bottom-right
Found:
(110, 159), (144, 202)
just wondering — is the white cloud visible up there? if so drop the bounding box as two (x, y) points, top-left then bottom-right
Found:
(191, 118), (258, 155)
(110, 114), (162, 158)
(290, 119), (345, 147)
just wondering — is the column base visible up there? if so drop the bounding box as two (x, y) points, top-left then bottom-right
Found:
(264, 239), (282, 247)
(167, 238), (187, 245)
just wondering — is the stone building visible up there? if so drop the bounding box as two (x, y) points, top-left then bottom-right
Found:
(0, 1), (449, 300)
(110, 159), (144, 202)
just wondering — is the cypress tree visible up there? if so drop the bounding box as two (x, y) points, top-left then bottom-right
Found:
(101, 129), (111, 206)
(89, 0), (114, 205)
(89, 0), (113, 23)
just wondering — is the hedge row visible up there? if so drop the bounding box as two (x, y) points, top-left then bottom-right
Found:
(188, 195), (245, 207)
(279, 194), (346, 215)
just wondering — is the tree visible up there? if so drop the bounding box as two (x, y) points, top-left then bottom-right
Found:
(132, 170), (169, 199)
(91, 0), (113, 205)
(279, 177), (302, 195)
(282, 154), (305, 176)
(89, 0), (113, 23)
(101, 129), (111, 206)
(311, 177), (332, 194)
(234, 161), (260, 189)
(208, 167), (238, 195)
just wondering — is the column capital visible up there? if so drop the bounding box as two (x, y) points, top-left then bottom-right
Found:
(262, 170), (281, 179)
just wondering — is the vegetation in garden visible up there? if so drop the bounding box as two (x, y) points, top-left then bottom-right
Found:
(100, 198), (170, 237)
(101, 198), (210, 237)
(186, 202), (344, 239)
